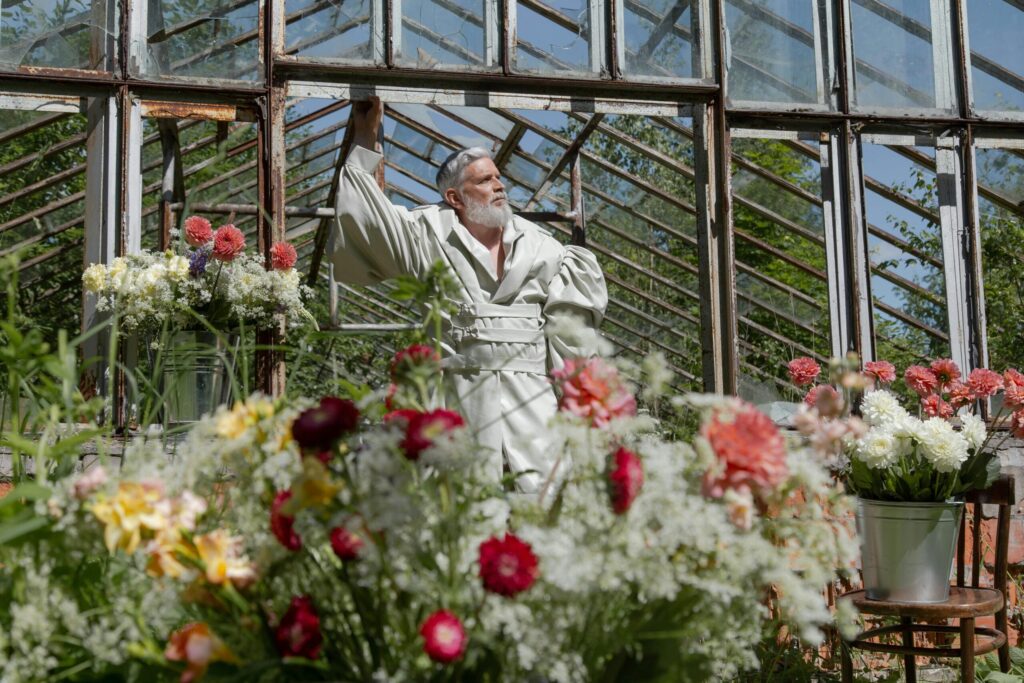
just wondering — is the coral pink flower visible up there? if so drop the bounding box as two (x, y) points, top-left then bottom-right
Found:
(552, 357), (637, 427)
(608, 447), (644, 515)
(270, 490), (301, 552)
(967, 368), (1004, 398)
(929, 358), (961, 390)
(864, 360), (896, 384)
(947, 381), (975, 409)
(921, 394), (954, 419)
(211, 225), (246, 261)
(390, 344), (441, 382)
(183, 216), (213, 247)
(291, 397), (360, 452)
(1012, 410), (1024, 439)
(274, 596), (322, 660)
(1004, 369), (1024, 389)
(701, 401), (788, 498)
(394, 409), (465, 461)
(786, 357), (821, 386)
(420, 610), (467, 664)
(904, 365), (939, 397)
(478, 533), (539, 597)
(803, 385), (843, 418)
(1005, 384), (1024, 411)
(329, 526), (363, 561)
(269, 242), (297, 270)
(165, 622), (237, 683)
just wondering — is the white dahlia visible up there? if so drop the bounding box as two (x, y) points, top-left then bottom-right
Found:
(854, 428), (904, 469)
(916, 418), (970, 473)
(959, 412), (987, 452)
(860, 390), (910, 429)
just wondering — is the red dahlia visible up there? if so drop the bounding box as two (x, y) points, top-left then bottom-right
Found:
(420, 610), (466, 664)
(478, 533), (539, 597)
(274, 596), (322, 660)
(390, 408), (464, 461)
(608, 447), (644, 515)
(291, 396), (360, 451)
(270, 490), (301, 552)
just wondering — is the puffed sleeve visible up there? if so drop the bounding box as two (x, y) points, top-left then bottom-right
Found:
(329, 145), (430, 284)
(543, 245), (608, 370)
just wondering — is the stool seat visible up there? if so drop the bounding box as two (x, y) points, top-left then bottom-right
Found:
(842, 587), (1003, 619)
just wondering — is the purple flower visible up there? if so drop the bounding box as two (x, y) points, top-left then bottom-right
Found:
(188, 247), (210, 278)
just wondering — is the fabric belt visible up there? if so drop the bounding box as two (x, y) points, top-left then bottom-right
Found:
(444, 300), (546, 374)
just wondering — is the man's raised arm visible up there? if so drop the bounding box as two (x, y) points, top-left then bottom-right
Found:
(329, 97), (429, 284)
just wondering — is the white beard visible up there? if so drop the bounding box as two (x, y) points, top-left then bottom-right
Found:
(462, 194), (513, 229)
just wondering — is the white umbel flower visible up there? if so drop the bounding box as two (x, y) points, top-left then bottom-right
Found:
(959, 412), (987, 452)
(854, 428), (904, 469)
(860, 390), (910, 429)
(916, 417), (970, 473)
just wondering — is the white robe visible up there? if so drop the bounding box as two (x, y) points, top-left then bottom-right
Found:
(330, 146), (608, 491)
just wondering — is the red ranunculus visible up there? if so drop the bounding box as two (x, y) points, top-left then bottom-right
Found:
(183, 216), (213, 247)
(904, 365), (939, 397)
(967, 368), (1004, 398)
(291, 396), (360, 451)
(479, 533), (539, 597)
(863, 360), (896, 384)
(397, 409), (464, 461)
(211, 224), (246, 262)
(786, 357), (821, 386)
(390, 344), (441, 382)
(701, 400), (788, 498)
(420, 610), (466, 664)
(329, 526), (363, 561)
(274, 596), (322, 660)
(270, 490), (301, 552)
(608, 447), (643, 514)
(269, 242), (297, 270)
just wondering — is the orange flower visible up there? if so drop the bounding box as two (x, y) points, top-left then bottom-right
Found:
(701, 401), (788, 499)
(552, 357), (636, 427)
(165, 622), (238, 683)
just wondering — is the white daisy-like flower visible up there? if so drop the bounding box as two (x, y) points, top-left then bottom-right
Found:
(860, 389), (910, 429)
(959, 412), (987, 451)
(854, 428), (904, 469)
(916, 417), (970, 473)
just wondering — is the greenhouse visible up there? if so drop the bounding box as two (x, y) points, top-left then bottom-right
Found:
(1, 0), (1023, 681)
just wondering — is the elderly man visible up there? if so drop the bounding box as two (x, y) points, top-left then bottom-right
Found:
(330, 97), (607, 492)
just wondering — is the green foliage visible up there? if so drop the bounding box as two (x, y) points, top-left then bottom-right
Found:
(976, 646), (1024, 682)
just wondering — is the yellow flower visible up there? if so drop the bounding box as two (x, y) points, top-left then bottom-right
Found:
(214, 397), (276, 441)
(90, 481), (171, 554)
(194, 530), (256, 587)
(290, 457), (342, 510)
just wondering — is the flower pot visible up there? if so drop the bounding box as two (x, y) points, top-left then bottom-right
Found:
(162, 330), (230, 423)
(856, 497), (963, 603)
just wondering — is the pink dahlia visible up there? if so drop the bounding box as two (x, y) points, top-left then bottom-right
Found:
(947, 380), (975, 409)
(929, 358), (961, 390)
(420, 610), (466, 664)
(905, 365), (939, 397)
(967, 368), (1004, 398)
(921, 394), (954, 419)
(864, 360), (897, 384)
(329, 526), (363, 561)
(1012, 410), (1024, 439)
(1005, 383), (1024, 411)
(701, 401), (788, 498)
(183, 216), (213, 247)
(608, 447), (644, 515)
(274, 596), (322, 660)
(552, 357), (636, 427)
(270, 490), (301, 552)
(1004, 369), (1024, 389)
(396, 409), (464, 461)
(211, 224), (246, 262)
(478, 533), (539, 597)
(270, 242), (297, 270)
(786, 357), (821, 387)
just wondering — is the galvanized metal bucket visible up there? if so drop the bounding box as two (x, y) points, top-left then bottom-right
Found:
(162, 330), (229, 423)
(856, 497), (964, 604)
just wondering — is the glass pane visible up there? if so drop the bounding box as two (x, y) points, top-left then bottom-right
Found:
(731, 137), (831, 405)
(285, 0), (374, 63)
(0, 107), (89, 331)
(622, 0), (696, 79)
(849, 0), (945, 110)
(140, 118), (259, 251)
(0, 0), (116, 71)
(514, 0), (594, 74)
(974, 147), (1024, 372)
(862, 141), (950, 380)
(141, 0), (261, 82)
(724, 0), (823, 105)
(967, 0), (1024, 114)
(398, 0), (495, 70)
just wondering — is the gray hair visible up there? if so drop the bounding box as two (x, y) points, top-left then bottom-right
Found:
(435, 146), (493, 196)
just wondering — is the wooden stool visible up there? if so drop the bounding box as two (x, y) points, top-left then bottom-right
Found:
(839, 475), (1015, 682)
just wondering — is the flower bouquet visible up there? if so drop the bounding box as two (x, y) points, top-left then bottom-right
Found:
(82, 216), (311, 335)
(788, 354), (1021, 601)
(0, 348), (857, 682)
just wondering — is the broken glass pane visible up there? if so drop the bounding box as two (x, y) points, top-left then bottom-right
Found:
(141, 0), (261, 82)
(622, 0), (697, 79)
(515, 0), (596, 74)
(861, 141), (950, 370)
(398, 0), (496, 70)
(974, 146), (1024, 372)
(848, 0), (949, 110)
(0, 0), (116, 71)
(966, 0), (1024, 114)
(724, 0), (823, 105)
(285, 0), (374, 63)
(730, 136), (830, 405)
(0, 108), (89, 330)
(140, 117), (259, 251)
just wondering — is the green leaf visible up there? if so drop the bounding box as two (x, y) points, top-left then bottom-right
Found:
(0, 482), (52, 511)
(0, 512), (51, 545)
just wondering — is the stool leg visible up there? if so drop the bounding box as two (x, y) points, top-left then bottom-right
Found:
(840, 640), (853, 683)
(901, 617), (916, 683)
(961, 617), (975, 682)
(997, 607), (1010, 673)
